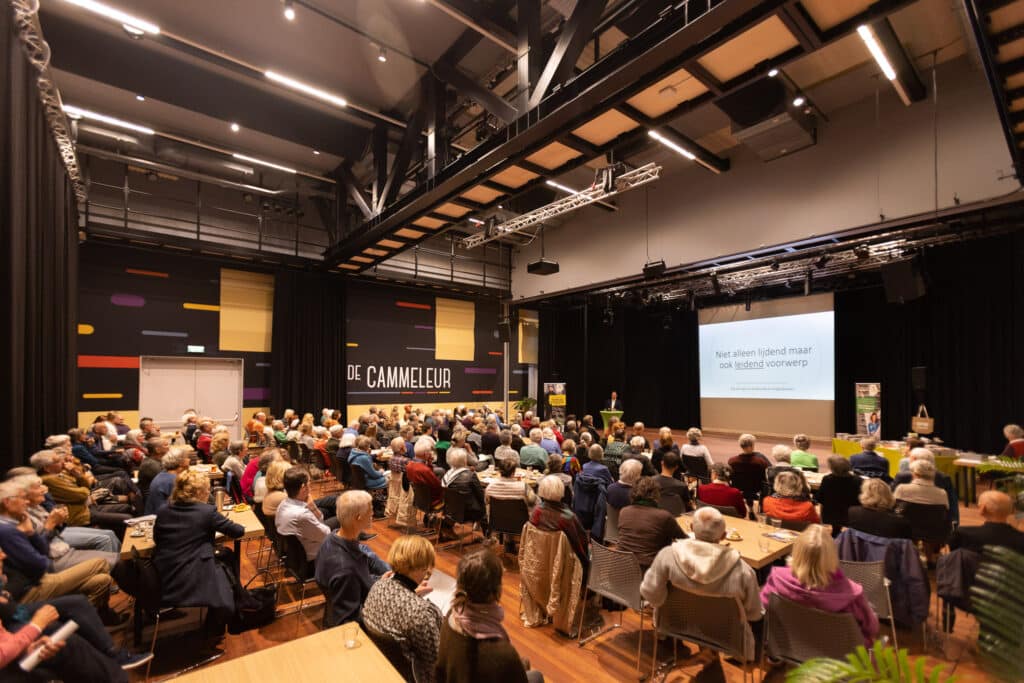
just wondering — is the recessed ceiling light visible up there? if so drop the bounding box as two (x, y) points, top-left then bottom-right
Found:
(230, 122), (240, 132)
(265, 70), (347, 109)
(64, 0), (160, 34)
(135, 94), (145, 101)
(312, 150), (320, 155)
(378, 46), (388, 63)
(232, 153), (296, 174)
(283, 0), (295, 21)
(792, 95), (806, 107)
(62, 105), (155, 134)
(768, 68), (779, 78)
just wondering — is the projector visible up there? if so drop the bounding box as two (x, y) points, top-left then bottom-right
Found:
(643, 259), (666, 278)
(527, 258), (560, 275)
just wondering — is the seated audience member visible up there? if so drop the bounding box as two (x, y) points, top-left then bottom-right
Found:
(406, 438), (444, 512)
(897, 437), (925, 473)
(892, 448), (957, 520)
(250, 450), (283, 504)
(138, 437), (167, 499)
(624, 437), (657, 477)
(0, 482), (114, 615)
(493, 431), (517, 463)
(650, 427), (680, 473)
(260, 461), (293, 517)
(696, 463), (747, 518)
(561, 420), (580, 444)
(272, 420), (288, 446)
(766, 445), (796, 481)
(519, 429), (549, 470)
(629, 422), (650, 450)
(728, 434), (771, 506)
(221, 441), (247, 484)
(789, 434), (819, 470)
(120, 429), (146, 465)
(846, 479), (912, 539)
(602, 424), (628, 470)
(656, 452), (692, 512)
(144, 449), (188, 515)
(484, 455), (536, 509)
(315, 491), (390, 628)
(362, 535), (440, 682)
(0, 554), (149, 681)
(641, 507), (762, 654)
(153, 470), (244, 625)
(815, 456), (862, 534)
(894, 459), (948, 509)
(607, 459), (642, 510)
(949, 491), (1024, 553)
(529, 476), (589, 570)
(16, 476), (117, 571)
(509, 424), (526, 452)
(539, 428), (560, 455)
(441, 449), (488, 534)
(1000, 423), (1024, 460)
(33, 451), (129, 535)
(559, 439), (582, 477)
(194, 421), (214, 462)
(849, 437), (891, 483)
(680, 427), (714, 469)
(580, 444), (614, 487)
(761, 525), (879, 646)
(68, 428), (124, 476)
(579, 415), (600, 442)
(617, 477), (687, 570)
(762, 471), (820, 524)
(436, 548), (543, 683)
(209, 432), (231, 469)
(479, 421), (501, 458)
(348, 436), (388, 516)
(275, 468), (332, 561)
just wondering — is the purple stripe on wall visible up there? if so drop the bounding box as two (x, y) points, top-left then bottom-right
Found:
(243, 387), (270, 401)
(414, 325), (434, 330)
(464, 368), (497, 375)
(111, 294), (145, 307)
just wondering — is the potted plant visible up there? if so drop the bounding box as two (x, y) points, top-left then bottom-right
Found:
(513, 397), (537, 414)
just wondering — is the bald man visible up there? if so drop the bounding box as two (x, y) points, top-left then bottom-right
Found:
(949, 491), (1024, 554)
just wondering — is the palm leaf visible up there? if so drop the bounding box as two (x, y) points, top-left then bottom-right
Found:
(970, 544), (1024, 682)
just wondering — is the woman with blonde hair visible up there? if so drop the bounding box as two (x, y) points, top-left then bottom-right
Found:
(761, 525), (879, 645)
(846, 478), (912, 538)
(261, 460), (294, 517)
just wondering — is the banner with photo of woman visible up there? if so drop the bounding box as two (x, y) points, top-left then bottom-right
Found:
(855, 382), (882, 437)
(543, 382), (567, 424)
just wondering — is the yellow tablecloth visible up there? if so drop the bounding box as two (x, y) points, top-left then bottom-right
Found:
(830, 438), (956, 478)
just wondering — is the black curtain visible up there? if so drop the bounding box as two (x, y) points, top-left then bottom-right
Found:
(0, 9), (79, 469)
(270, 270), (347, 418)
(836, 231), (1024, 453)
(538, 305), (586, 417)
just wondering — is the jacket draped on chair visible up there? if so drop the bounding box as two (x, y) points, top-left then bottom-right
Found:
(518, 523), (583, 636)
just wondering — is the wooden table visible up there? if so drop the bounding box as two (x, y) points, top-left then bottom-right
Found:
(190, 464), (224, 481)
(478, 468), (543, 487)
(951, 457), (1017, 506)
(174, 624), (406, 682)
(676, 513), (794, 570)
(119, 507), (264, 560)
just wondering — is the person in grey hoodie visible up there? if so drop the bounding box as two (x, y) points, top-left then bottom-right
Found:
(640, 507), (763, 660)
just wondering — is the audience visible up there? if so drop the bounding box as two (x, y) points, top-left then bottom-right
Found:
(559, 439), (582, 478)
(849, 437), (891, 483)
(762, 471), (820, 524)
(349, 436), (388, 516)
(529, 476), (589, 570)
(761, 525), (879, 646)
(260, 460), (293, 517)
(606, 459), (642, 510)
(788, 434), (818, 470)
(519, 430), (549, 470)
(34, 451), (129, 534)
(362, 535), (440, 682)
(892, 448), (957, 520)
(484, 455), (536, 509)
(696, 463), (746, 518)
(949, 491), (1024, 553)
(580, 445), (614, 487)
(680, 427), (714, 469)
(144, 449), (188, 515)
(315, 491), (390, 628)
(406, 438), (444, 513)
(137, 437), (167, 499)
(815, 456), (862, 534)
(436, 548), (542, 683)
(893, 460), (948, 509)
(655, 452), (691, 513)
(275, 469), (332, 561)
(846, 478), (912, 539)
(1000, 423), (1024, 460)
(616, 476), (687, 570)
(727, 434), (771, 507)
(441, 449), (488, 534)
(650, 427), (680, 473)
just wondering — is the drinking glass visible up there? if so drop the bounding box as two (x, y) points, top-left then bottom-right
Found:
(770, 518), (782, 531)
(758, 535), (771, 553)
(342, 621), (360, 649)
(756, 513), (767, 529)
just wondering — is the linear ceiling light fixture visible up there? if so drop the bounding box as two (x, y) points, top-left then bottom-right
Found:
(856, 25), (896, 80)
(63, 0), (160, 34)
(647, 129), (696, 160)
(264, 70), (347, 108)
(62, 105), (155, 134)
(232, 153), (296, 174)
(545, 179), (581, 194)
(77, 124), (139, 145)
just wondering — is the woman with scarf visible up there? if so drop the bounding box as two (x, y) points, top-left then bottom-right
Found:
(436, 548), (543, 683)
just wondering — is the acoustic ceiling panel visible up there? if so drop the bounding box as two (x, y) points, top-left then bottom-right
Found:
(697, 16), (799, 83)
(626, 67), (709, 118)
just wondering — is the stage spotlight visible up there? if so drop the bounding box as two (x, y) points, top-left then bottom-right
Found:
(854, 244), (870, 260)
(768, 68), (779, 77)
(710, 272), (721, 296)
(792, 95), (806, 107)
(815, 254), (831, 269)
(378, 46), (388, 63)
(770, 258), (780, 271)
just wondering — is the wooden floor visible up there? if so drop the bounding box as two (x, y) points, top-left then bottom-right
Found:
(129, 431), (999, 682)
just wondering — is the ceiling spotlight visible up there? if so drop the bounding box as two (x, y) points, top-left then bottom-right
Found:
(64, 0), (160, 34)
(62, 105), (155, 134)
(378, 46), (388, 63)
(312, 150), (320, 155)
(265, 70), (347, 109)
(135, 94), (145, 101)
(770, 258), (780, 271)
(232, 153), (296, 174)
(815, 253), (832, 269)
(792, 95), (806, 107)
(467, 217), (485, 225)
(122, 23), (145, 37)
(854, 244), (870, 260)
(230, 122), (240, 133)
(283, 0), (296, 21)
(648, 129), (696, 160)
(242, 192), (254, 203)
(768, 68), (779, 77)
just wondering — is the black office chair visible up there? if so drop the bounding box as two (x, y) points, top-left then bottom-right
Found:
(681, 455), (710, 484)
(410, 481), (442, 537)
(657, 493), (685, 517)
(729, 467), (764, 516)
(487, 498), (530, 555)
(285, 441), (300, 463)
(349, 464), (368, 491)
(363, 620), (415, 682)
(894, 501), (951, 544)
(696, 500), (742, 518)
(441, 486), (480, 553)
(280, 533), (318, 615)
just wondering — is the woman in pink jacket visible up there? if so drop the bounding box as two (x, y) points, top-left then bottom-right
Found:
(760, 525), (879, 646)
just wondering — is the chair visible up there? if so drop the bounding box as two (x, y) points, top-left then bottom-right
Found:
(488, 498), (530, 554)
(894, 501), (951, 544)
(248, 505), (274, 576)
(681, 455), (710, 483)
(285, 441), (299, 463)
(363, 620), (415, 682)
(762, 593), (864, 668)
(604, 506), (620, 544)
(729, 467), (764, 512)
(652, 587), (755, 683)
(839, 559), (899, 653)
(441, 486), (481, 552)
(575, 541), (647, 671)
(657, 493), (685, 516)
(349, 464), (368, 491)
(280, 533), (319, 614)
(696, 499), (742, 518)
(766, 516), (813, 532)
(225, 470), (244, 504)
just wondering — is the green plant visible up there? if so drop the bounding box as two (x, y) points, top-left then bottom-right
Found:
(513, 396), (537, 413)
(786, 641), (953, 682)
(975, 458), (1024, 475)
(970, 545), (1024, 681)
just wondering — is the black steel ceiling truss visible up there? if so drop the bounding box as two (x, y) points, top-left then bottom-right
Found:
(335, 164), (373, 220)
(377, 105), (427, 213)
(528, 0), (610, 109)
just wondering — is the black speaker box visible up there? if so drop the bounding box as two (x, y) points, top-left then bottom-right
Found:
(498, 319), (513, 343)
(911, 366), (927, 392)
(881, 259), (926, 304)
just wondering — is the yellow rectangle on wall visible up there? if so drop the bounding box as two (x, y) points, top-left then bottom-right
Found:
(519, 309), (538, 364)
(219, 268), (274, 352)
(434, 298), (475, 361)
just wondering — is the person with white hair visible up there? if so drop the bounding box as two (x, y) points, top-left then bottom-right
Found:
(539, 427), (560, 455)
(441, 448), (487, 533)
(641, 507), (762, 659)
(789, 434), (818, 470)
(762, 470), (820, 523)
(681, 427), (713, 469)
(405, 437), (444, 511)
(315, 490), (390, 628)
(509, 423), (526, 451)
(519, 428), (549, 469)
(144, 449), (189, 515)
(1000, 423), (1024, 459)
(893, 459), (948, 508)
(607, 458), (643, 510)
(528, 475), (589, 569)
(849, 437), (891, 483)
(891, 446), (958, 521)
(272, 420), (288, 446)
(493, 430), (517, 463)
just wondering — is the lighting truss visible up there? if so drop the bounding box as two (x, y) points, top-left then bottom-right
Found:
(462, 162), (661, 248)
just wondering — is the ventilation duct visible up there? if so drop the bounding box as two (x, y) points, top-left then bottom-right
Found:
(716, 77), (816, 162)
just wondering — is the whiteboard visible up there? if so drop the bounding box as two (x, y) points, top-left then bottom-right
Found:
(139, 357), (243, 439)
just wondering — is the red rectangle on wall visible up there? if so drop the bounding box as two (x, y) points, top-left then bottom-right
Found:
(77, 355), (140, 369)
